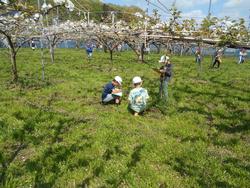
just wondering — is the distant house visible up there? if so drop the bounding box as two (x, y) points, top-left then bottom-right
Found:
(0, 0), (20, 17)
(0, 0), (9, 5)
(0, 10), (20, 17)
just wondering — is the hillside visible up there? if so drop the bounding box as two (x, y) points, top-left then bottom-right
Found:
(24, 0), (144, 23)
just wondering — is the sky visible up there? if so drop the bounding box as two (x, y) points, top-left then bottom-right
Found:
(103, 0), (250, 23)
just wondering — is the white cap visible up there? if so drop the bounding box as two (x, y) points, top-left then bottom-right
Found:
(114, 76), (122, 85)
(132, 76), (142, 84)
(159, 55), (169, 63)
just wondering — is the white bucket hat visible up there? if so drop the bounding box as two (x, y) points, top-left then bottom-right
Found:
(114, 76), (122, 85)
(159, 55), (169, 63)
(132, 76), (142, 84)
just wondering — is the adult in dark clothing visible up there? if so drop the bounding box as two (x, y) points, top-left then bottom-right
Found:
(212, 50), (222, 68)
(102, 76), (122, 104)
(159, 59), (173, 99)
(31, 40), (36, 50)
(238, 49), (247, 64)
(195, 49), (202, 65)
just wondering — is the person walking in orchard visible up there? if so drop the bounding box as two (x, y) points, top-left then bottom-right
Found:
(195, 48), (202, 71)
(238, 49), (247, 64)
(212, 49), (222, 68)
(86, 44), (94, 61)
(31, 40), (36, 51)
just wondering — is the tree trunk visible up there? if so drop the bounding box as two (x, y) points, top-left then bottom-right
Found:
(75, 40), (80, 49)
(109, 50), (113, 62)
(152, 42), (160, 54)
(139, 53), (144, 62)
(172, 44), (175, 55)
(140, 43), (145, 63)
(40, 38), (45, 80)
(4, 34), (18, 82)
(49, 44), (55, 64)
(168, 43), (174, 54)
(125, 41), (141, 63)
(134, 50), (141, 62)
(131, 48), (140, 61)
(10, 48), (18, 82)
(103, 45), (107, 53)
(156, 44), (160, 54)
(180, 44), (183, 56)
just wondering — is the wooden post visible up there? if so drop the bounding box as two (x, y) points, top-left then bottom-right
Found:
(87, 12), (90, 25)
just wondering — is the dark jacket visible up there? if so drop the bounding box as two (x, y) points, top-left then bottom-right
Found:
(160, 63), (173, 81)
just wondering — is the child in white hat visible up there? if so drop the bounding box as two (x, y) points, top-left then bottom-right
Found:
(102, 76), (122, 104)
(128, 76), (149, 116)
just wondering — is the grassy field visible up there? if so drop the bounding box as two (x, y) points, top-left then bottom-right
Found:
(0, 48), (249, 187)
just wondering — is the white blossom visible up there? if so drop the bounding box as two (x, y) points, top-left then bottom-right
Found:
(54, 0), (65, 5)
(65, 0), (74, 12)
(134, 12), (143, 18)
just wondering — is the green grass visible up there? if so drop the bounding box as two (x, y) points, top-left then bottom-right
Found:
(0, 48), (249, 187)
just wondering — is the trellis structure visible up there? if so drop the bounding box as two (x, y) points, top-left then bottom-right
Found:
(1, 0), (250, 81)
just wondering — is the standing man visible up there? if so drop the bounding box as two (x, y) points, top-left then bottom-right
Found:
(212, 49), (222, 68)
(195, 48), (202, 72)
(238, 49), (247, 64)
(195, 49), (202, 64)
(31, 40), (36, 51)
(158, 57), (173, 100)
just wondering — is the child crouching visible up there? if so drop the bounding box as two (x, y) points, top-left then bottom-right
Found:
(128, 76), (149, 116)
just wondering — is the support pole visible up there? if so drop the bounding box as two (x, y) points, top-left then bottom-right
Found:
(37, 0), (40, 10)
(208, 0), (212, 18)
(40, 15), (45, 80)
(87, 12), (90, 25)
(112, 12), (115, 25)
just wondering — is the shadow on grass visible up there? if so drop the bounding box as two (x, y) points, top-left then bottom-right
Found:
(209, 76), (250, 94)
(80, 145), (128, 187)
(174, 85), (249, 134)
(0, 111), (48, 185)
(180, 135), (208, 143)
(214, 120), (250, 134)
(175, 84), (249, 103)
(102, 145), (127, 161)
(178, 104), (249, 134)
(25, 138), (93, 187)
(223, 157), (250, 178)
(169, 153), (250, 187)
(166, 155), (235, 187)
(127, 144), (144, 169)
(7, 77), (52, 90)
(104, 144), (145, 187)
(1, 109), (91, 187)
(0, 143), (27, 186)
